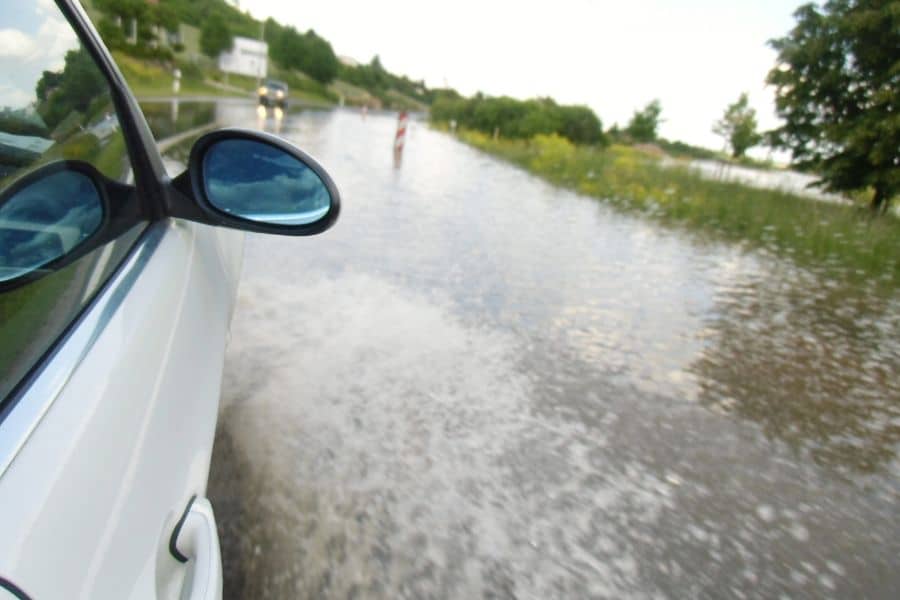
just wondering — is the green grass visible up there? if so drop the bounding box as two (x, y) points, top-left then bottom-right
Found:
(113, 52), (239, 97)
(207, 71), (257, 92)
(456, 130), (900, 287)
(0, 262), (77, 398)
(384, 89), (429, 112)
(114, 52), (337, 107)
(268, 67), (339, 106)
(329, 79), (373, 105)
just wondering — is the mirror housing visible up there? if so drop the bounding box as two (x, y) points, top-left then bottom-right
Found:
(0, 160), (138, 291)
(170, 129), (341, 236)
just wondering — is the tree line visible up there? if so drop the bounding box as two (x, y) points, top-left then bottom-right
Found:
(431, 92), (605, 145)
(619, 0), (898, 212)
(338, 56), (433, 107)
(262, 18), (338, 84)
(436, 0), (898, 212)
(93, 0), (896, 211)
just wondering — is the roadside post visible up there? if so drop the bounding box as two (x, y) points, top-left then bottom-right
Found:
(173, 68), (181, 95)
(394, 110), (408, 167)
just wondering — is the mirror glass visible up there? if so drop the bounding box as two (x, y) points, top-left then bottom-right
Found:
(202, 139), (332, 226)
(0, 168), (103, 282)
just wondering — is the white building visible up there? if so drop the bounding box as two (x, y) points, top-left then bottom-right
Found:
(218, 37), (268, 78)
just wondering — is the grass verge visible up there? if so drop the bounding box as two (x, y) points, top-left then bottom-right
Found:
(456, 129), (899, 287)
(113, 52), (241, 98)
(113, 52), (337, 108)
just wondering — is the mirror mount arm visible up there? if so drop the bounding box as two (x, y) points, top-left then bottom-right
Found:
(164, 172), (210, 224)
(101, 180), (146, 242)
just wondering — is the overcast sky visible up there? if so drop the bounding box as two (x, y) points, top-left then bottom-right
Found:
(245, 0), (805, 155)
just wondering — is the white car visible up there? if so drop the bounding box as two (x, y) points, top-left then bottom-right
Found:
(0, 2), (340, 598)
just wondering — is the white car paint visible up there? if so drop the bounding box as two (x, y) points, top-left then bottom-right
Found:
(0, 219), (243, 599)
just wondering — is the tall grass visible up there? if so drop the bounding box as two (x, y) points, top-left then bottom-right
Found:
(458, 130), (900, 287)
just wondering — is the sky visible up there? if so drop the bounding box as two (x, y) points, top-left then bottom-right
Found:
(0, 0), (78, 109)
(245, 0), (807, 157)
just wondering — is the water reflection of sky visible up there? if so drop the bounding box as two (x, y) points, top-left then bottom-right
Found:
(204, 139), (332, 225)
(678, 158), (849, 204)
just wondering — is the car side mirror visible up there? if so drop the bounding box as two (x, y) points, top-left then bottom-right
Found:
(0, 161), (137, 290)
(170, 129), (340, 236)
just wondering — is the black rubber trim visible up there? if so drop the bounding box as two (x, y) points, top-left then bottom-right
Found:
(0, 161), (139, 293)
(169, 494), (198, 564)
(57, 0), (170, 220)
(0, 577), (32, 600)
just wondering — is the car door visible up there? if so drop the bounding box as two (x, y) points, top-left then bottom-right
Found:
(0, 2), (341, 596)
(0, 2), (240, 598)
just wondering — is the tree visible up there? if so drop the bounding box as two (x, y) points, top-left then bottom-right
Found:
(36, 48), (108, 130)
(149, 3), (179, 33)
(97, 18), (127, 49)
(767, 0), (899, 213)
(557, 104), (605, 145)
(200, 13), (232, 59)
(265, 23), (339, 84)
(94, 0), (145, 20)
(626, 99), (662, 143)
(713, 93), (762, 158)
(299, 30), (339, 84)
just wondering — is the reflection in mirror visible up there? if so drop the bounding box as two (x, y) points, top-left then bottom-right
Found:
(0, 169), (103, 282)
(202, 139), (332, 226)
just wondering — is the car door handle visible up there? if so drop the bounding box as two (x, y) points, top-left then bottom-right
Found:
(170, 496), (223, 600)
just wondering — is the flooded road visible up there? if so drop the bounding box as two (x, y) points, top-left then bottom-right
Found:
(155, 102), (900, 598)
(676, 158), (850, 204)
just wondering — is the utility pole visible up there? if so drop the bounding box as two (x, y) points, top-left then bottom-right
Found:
(257, 19), (266, 89)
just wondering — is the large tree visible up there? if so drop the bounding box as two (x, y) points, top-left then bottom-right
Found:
(200, 13), (232, 59)
(300, 30), (339, 84)
(265, 22), (339, 84)
(626, 99), (662, 143)
(36, 48), (108, 130)
(767, 0), (899, 213)
(713, 93), (762, 158)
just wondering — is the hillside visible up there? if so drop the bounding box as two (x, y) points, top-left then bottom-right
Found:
(85, 0), (427, 110)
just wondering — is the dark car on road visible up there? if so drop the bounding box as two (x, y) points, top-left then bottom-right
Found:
(258, 79), (289, 109)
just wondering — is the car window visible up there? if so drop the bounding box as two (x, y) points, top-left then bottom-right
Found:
(0, 2), (145, 403)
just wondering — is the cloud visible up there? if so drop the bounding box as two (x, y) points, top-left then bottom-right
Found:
(36, 14), (79, 71)
(0, 28), (39, 60)
(0, 7), (81, 110)
(0, 83), (34, 108)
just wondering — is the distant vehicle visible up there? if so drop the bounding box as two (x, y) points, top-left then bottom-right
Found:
(258, 79), (289, 109)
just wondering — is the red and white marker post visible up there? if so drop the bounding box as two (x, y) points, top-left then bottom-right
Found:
(394, 110), (408, 166)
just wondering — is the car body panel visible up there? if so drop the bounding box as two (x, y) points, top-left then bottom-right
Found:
(0, 220), (243, 598)
(0, 2), (336, 596)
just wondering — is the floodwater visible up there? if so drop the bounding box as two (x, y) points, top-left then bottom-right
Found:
(151, 101), (900, 599)
(677, 158), (849, 204)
